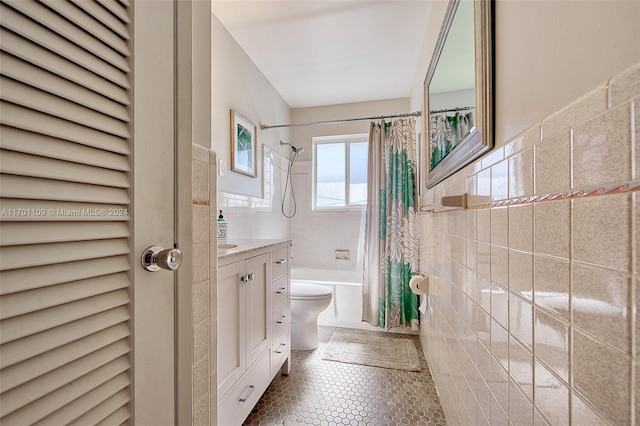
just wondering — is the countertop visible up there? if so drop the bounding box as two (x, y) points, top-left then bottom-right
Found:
(216, 238), (291, 261)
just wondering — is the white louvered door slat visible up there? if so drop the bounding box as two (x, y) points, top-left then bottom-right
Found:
(0, 200), (129, 223)
(0, 77), (130, 137)
(0, 5), (129, 88)
(1, 341), (129, 416)
(0, 239), (130, 270)
(3, 0), (130, 72)
(1, 357), (131, 425)
(0, 150), (130, 187)
(0, 256), (129, 295)
(0, 0), (178, 423)
(0, 324), (130, 393)
(69, 0), (129, 40)
(0, 52), (130, 120)
(95, 0), (130, 24)
(1, 272), (130, 318)
(1, 290), (130, 344)
(39, 0), (130, 56)
(0, 28), (129, 104)
(0, 126), (130, 170)
(1, 307), (130, 370)
(0, 102), (130, 154)
(0, 174), (129, 204)
(35, 378), (130, 426)
(0, 222), (130, 246)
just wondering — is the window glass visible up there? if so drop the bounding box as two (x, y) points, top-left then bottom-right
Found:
(349, 142), (368, 205)
(313, 136), (368, 210)
(315, 143), (346, 207)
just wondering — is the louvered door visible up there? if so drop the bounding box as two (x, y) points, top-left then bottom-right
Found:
(0, 1), (178, 424)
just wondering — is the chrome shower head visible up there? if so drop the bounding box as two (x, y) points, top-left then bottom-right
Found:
(280, 141), (304, 155)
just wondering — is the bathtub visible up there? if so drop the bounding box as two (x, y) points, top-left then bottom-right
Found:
(290, 267), (380, 331)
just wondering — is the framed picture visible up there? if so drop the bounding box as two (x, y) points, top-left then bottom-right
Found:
(230, 109), (257, 177)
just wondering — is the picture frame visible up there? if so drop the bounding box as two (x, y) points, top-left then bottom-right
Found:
(230, 109), (257, 177)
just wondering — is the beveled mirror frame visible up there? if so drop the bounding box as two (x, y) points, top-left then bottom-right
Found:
(423, 0), (493, 190)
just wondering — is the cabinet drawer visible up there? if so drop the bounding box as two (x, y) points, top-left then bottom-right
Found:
(218, 348), (270, 426)
(271, 274), (288, 309)
(271, 246), (289, 277)
(272, 303), (290, 339)
(270, 327), (290, 377)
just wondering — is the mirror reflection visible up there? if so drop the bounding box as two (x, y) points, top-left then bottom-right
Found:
(428, 0), (475, 171)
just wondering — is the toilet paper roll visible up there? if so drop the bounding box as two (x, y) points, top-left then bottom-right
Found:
(419, 296), (428, 315)
(409, 274), (429, 295)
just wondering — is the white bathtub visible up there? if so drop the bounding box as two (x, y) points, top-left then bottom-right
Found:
(290, 267), (380, 331)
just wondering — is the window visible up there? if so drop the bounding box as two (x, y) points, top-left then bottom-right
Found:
(313, 134), (368, 210)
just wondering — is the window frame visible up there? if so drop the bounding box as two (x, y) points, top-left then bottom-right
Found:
(312, 133), (369, 212)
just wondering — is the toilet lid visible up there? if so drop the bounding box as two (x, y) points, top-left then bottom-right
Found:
(290, 283), (332, 300)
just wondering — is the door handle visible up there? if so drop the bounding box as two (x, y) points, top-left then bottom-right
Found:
(141, 245), (183, 272)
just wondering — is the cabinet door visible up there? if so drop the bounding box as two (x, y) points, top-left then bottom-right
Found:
(217, 261), (246, 397)
(245, 254), (271, 365)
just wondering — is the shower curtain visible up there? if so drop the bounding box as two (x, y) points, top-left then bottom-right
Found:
(362, 118), (420, 330)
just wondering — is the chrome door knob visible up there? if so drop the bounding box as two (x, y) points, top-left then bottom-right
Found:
(141, 245), (183, 272)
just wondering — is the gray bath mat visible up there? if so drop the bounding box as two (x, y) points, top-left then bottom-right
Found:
(322, 331), (421, 372)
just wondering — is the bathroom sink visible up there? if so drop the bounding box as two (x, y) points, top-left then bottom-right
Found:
(217, 243), (238, 250)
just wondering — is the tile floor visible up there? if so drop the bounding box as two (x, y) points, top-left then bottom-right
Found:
(244, 326), (447, 425)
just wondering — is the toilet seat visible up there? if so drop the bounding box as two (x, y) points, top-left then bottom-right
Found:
(291, 283), (332, 300)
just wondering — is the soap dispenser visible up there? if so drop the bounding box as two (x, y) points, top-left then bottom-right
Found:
(217, 210), (228, 240)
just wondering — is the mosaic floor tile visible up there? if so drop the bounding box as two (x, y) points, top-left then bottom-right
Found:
(244, 326), (447, 425)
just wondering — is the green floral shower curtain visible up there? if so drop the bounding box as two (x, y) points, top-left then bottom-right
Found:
(362, 118), (420, 330)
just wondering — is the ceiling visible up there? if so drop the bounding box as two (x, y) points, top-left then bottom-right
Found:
(211, 1), (433, 109)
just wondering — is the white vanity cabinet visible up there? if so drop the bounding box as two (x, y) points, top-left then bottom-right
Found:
(217, 241), (291, 426)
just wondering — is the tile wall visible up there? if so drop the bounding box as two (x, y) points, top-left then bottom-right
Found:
(218, 146), (292, 241)
(191, 143), (218, 426)
(290, 160), (363, 270)
(191, 144), (290, 425)
(419, 62), (639, 425)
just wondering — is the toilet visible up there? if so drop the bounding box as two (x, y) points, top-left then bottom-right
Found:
(290, 282), (333, 350)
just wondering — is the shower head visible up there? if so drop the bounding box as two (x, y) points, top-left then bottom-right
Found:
(280, 141), (304, 155)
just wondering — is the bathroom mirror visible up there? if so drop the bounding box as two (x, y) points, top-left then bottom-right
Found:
(423, 0), (492, 189)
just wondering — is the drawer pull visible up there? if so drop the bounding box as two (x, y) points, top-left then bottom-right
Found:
(276, 287), (287, 294)
(239, 385), (255, 403)
(275, 343), (286, 354)
(277, 315), (287, 324)
(275, 258), (287, 265)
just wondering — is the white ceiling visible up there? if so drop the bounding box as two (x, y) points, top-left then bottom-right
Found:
(211, 1), (433, 109)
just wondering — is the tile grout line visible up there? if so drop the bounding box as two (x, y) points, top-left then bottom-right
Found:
(567, 125), (575, 425)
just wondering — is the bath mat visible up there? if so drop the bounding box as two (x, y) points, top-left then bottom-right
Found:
(322, 331), (421, 372)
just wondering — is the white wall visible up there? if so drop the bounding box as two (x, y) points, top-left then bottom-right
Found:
(211, 13), (295, 240)
(410, 0), (640, 144)
(429, 88), (474, 112)
(211, 13), (292, 198)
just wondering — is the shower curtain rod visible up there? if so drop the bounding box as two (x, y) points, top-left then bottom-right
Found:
(429, 106), (475, 114)
(260, 111), (421, 130)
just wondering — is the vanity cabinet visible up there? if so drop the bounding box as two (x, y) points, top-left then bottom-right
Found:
(217, 242), (291, 426)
